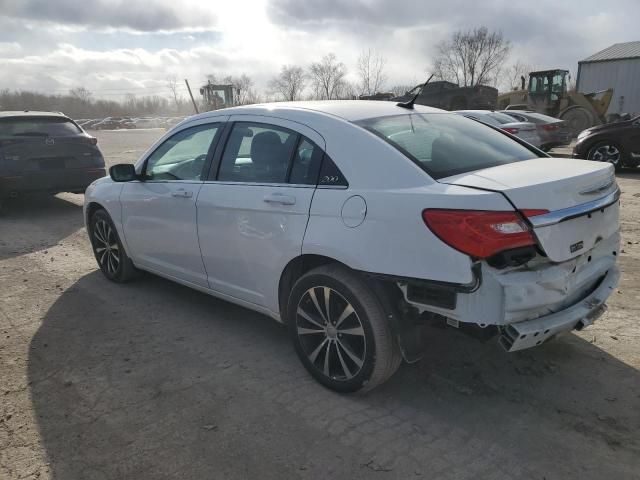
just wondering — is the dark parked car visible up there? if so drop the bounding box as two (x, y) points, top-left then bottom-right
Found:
(0, 111), (106, 206)
(573, 115), (640, 170)
(500, 110), (572, 151)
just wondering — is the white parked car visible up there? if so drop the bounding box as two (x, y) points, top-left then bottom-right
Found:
(84, 101), (620, 392)
(454, 110), (543, 148)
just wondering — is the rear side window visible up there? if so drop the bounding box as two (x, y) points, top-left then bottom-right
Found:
(289, 137), (322, 185)
(356, 113), (540, 179)
(218, 122), (298, 183)
(0, 117), (82, 137)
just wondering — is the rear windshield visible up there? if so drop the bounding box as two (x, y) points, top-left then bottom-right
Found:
(355, 113), (540, 179)
(0, 117), (82, 137)
(507, 111), (559, 123)
(485, 112), (520, 124)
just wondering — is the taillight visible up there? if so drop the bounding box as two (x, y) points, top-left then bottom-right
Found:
(521, 209), (549, 218)
(542, 124), (560, 131)
(422, 209), (537, 259)
(88, 137), (98, 145)
(502, 127), (519, 134)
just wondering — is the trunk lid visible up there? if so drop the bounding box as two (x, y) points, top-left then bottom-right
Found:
(440, 158), (619, 262)
(1, 135), (102, 171)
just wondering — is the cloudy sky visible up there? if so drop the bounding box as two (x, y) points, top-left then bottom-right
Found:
(0, 0), (638, 100)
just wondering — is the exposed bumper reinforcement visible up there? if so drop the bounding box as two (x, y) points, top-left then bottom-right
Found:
(498, 265), (620, 352)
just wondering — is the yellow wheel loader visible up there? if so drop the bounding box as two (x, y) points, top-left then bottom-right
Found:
(496, 69), (613, 136)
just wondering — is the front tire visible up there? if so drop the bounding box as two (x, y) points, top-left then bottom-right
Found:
(587, 140), (625, 171)
(287, 264), (401, 393)
(89, 209), (138, 282)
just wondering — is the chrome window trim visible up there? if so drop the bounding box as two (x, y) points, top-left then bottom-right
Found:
(528, 188), (620, 228)
(202, 180), (316, 188)
(200, 180), (348, 190)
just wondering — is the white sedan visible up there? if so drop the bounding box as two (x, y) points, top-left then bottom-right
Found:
(84, 101), (620, 392)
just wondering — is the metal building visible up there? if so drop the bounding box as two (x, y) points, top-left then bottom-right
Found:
(577, 41), (640, 116)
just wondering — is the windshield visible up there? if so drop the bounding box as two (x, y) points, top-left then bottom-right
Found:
(486, 112), (520, 124)
(355, 113), (541, 179)
(0, 117), (82, 137)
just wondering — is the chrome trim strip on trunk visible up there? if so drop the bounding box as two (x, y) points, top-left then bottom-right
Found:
(527, 188), (620, 228)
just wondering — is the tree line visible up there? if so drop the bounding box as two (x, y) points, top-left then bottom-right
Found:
(1, 26), (533, 118)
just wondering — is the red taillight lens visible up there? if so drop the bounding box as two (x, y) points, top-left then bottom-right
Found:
(88, 137), (98, 145)
(521, 209), (549, 218)
(502, 127), (519, 134)
(422, 209), (536, 259)
(542, 124), (560, 131)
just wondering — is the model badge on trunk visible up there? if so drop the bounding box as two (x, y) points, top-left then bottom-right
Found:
(45, 137), (55, 145)
(570, 241), (584, 253)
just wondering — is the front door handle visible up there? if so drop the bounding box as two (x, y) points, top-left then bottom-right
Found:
(171, 189), (193, 198)
(263, 193), (296, 205)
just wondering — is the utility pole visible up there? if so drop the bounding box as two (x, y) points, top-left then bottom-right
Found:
(184, 79), (199, 114)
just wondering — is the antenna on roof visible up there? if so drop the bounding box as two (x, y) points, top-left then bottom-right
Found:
(397, 74), (434, 110)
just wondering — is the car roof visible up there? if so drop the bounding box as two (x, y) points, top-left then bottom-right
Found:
(502, 111), (561, 123)
(189, 100), (445, 123)
(0, 110), (68, 118)
(454, 110), (496, 115)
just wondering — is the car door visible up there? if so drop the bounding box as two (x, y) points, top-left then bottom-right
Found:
(196, 116), (325, 313)
(119, 120), (225, 286)
(628, 118), (640, 160)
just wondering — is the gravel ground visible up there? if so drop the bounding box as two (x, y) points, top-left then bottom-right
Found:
(1, 129), (639, 480)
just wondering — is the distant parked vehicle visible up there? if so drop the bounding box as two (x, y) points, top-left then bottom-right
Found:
(454, 110), (542, 148)
(93, 117), (123, 130)
(392, 81), (498, 110)
(573, 115), (640, 171)
(117, 118), (137, 129)
(0, 111), (105, 208)
(81, 119), (102, 130)
(501, 110), (572, 151)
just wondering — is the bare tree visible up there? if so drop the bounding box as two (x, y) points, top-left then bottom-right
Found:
(357, 49), (387, 96)
(268, 65), (306, 101)
(166, 76), (181, 110)
(500, 61), (533, 92)
(223, 74), (258, 105)
(432, 26), (511, 87)
(389, 84), (416, 97)
(309, 53), (347, 100)
(69, 87), (93, 103)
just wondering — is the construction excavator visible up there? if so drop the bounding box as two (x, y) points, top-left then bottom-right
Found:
(496, 69), (613, 136)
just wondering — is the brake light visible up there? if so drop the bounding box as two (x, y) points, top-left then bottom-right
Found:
(502, 127), (519, 134)
(88, 137), (98, 145)
(422, 209), (536, 259)
(542, 124), (560, 131)
(521, 209), (549, 218)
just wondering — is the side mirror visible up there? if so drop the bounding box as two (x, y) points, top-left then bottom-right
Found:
(109, 164), (138, 182)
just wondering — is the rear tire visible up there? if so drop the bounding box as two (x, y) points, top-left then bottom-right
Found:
(89, 209), (138, 282)
(287, 264), (401, 393)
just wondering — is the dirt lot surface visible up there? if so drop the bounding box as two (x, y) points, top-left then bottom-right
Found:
(1, 129), (639, 479)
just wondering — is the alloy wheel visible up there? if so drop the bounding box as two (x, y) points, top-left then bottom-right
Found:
(591, 144), (621, 166)
(295, 286), (366, 381)
(93, 219), (120, 275)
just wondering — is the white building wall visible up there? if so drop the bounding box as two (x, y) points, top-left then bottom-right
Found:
(577, 59), (640, 116)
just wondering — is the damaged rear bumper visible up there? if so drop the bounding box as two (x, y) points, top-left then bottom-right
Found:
(498, 265), (619, 351)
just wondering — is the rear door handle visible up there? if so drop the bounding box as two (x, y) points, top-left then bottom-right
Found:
(263, 193), (296, 205)
(171, 189), (193, 198)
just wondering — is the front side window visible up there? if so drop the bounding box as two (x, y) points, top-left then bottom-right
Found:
(145, 123), (219, 181)
(356, 113), (540, 180)
(0, 117), (81, 137)
(218, 122), (298, 183)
